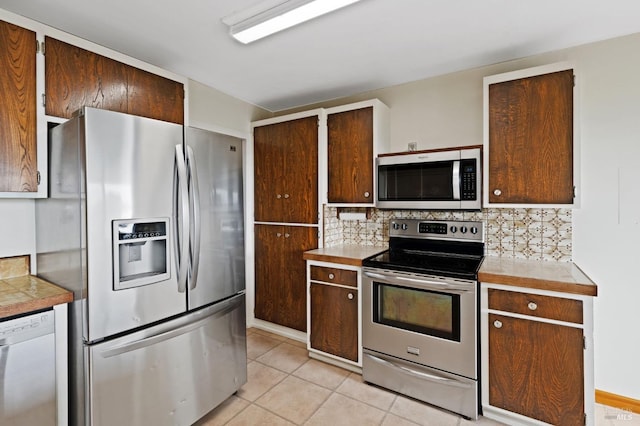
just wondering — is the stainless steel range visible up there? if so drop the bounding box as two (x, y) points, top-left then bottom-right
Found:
(362, 219), (484, 420)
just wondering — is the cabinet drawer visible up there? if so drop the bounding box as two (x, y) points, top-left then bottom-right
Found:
(488, 289), (583, 324)
(310, 266), (357, 288)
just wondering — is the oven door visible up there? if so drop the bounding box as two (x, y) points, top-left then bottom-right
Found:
(362, 267), (477, 380)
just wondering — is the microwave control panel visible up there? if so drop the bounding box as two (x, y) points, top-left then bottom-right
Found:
(460, 159), (477, 200)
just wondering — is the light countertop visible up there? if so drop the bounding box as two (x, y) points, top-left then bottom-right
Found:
(303, 245), (387, 267)
(479, 256), (597, 297)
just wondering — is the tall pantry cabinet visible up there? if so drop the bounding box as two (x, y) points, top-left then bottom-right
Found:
(253, 112), (321, 332)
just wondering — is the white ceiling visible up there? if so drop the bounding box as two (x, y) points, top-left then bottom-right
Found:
(2, 0), (640, 112)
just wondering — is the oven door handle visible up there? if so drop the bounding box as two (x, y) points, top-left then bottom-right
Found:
(366, 353), (473, 389)
(364, 271), (472, 293)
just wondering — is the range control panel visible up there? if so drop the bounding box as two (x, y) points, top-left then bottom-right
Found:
(390, 219), (484, 242)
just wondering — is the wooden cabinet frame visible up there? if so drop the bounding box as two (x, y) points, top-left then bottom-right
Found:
(483, 62), (580, 208)
(481, 283), (595, 426)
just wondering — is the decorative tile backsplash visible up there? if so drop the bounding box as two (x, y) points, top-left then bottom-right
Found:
(323, 206), (572, 262)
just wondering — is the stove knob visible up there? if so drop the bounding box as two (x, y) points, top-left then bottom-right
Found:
(450, 226), (458, 233)
(401, 223), (408, 231)
(460, 226), (468, 234)
(392, 222), (399, 230)
(470, 226), (478, 234)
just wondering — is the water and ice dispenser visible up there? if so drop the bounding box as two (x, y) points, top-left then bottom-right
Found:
(113, 218), (171, 290)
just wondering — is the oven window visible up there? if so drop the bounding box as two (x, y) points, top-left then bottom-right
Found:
(378, 161), (454, 201)
(373, 282), (460, 341)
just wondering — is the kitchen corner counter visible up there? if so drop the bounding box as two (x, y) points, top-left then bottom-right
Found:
(0, 255), (74, 319)
(303, 245), (387, 267)
(479, 256), (598, 297)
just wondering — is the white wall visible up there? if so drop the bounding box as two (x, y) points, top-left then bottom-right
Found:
(0, 200), (36, 268)
(280, 33), (640, 400)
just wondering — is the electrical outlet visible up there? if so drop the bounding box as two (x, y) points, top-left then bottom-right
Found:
(408, 142), (417, 151)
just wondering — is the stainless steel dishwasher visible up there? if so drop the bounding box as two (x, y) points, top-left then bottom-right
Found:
(0, 310), (56, 426)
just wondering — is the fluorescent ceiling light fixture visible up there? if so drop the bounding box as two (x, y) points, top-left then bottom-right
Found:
(224, 0), (362, 44)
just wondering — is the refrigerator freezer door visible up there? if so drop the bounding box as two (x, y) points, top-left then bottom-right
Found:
(87, 294), (247, 426)
(81, 108), (186, 341)
(185, 127), (245, 310)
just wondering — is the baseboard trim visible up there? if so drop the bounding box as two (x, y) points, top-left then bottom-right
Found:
(596, 389), (640, 414)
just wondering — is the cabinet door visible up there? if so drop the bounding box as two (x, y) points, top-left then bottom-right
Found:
(45, 37), (184, 124)
(254, 225), (317, 332)
(254, 116), (318, 223)
(254, 224), (283, 325)
(488, 313), (584, 425)
(45, 37), (128, 118)
(310, 283), (358, 361)
(254, 123), (285, 222)
(488, 70), (573, 204)
(0, 21), (38, 192)
(126, 66), (184, 124)
(282, 116), (318, 224)
(280, 226), (317, 332)
(327, 106), (373, 203)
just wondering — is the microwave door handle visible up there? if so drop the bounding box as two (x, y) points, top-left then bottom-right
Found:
(452, 160), (461, 200)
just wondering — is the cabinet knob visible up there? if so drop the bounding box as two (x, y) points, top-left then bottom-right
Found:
(276, 232), (282, 237)
(364, 191), (370, 198)
(347, 293), (354, 300)
(284, 233), (290, 238)
(284, 193), (290, 199)
(493, 189), (502, 196)
(276, 194), (282, 199)
(328, 273), (335, 280)
(493, 320), (503, 329)
(528, 302), (538, 311)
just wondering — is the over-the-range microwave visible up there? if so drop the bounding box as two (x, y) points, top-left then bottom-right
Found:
(376, 145), (482, 210)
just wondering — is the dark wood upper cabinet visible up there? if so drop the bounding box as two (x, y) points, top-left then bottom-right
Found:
(45, 37), (184, 124)
(326, 100), (389, 206)
(0, 20), (38, 192)
(486, 67), (574, 205)
(327, 106), (373, 204)
(254, 115), (318, 224)
(126, 66), (184, 124)
(45, 37), (127, 118)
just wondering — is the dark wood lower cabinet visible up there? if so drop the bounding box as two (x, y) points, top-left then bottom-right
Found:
(254, 224), (317, 332)
(488, 313), (584, 425)
(310, 283), (358, 362)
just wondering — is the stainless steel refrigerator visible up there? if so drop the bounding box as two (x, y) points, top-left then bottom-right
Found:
(35, 107), (247, 426)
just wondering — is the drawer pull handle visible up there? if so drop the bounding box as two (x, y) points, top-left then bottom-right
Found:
(494, 320), (502, 329)
(276, 194), (282, 199)
(328, 273), (335, 280)
(347, 293), (354, 300)
(528, 302), (538, 311)
(284, 193), (290, 199)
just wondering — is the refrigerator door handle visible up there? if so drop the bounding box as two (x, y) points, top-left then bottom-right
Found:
(174, 144), (189, 293)
(186, 145), (201, 290)
(98, 294), (243, 358)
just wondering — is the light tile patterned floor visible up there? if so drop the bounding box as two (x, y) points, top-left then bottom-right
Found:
(195, 328), (639, 426)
